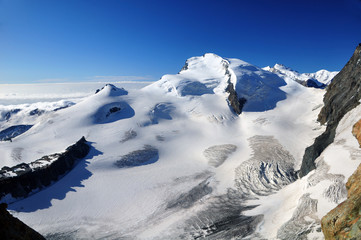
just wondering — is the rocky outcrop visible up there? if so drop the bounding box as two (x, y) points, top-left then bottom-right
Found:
(0, 203), (45, 239)
(352, 119), (361, 147)
(226, 81), (247, 115)
(224, 64), (247, 115)
(321, 163), (361, 239)
(0, 137), (90, 202)
(299, 44), (361, 177)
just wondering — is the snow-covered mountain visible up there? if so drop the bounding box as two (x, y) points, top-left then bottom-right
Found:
(0, 47), (360, 239)
(264, 64), (338, 88)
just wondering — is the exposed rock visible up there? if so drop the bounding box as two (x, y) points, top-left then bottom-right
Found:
(179, 60), (189, 73)
(0, 203), (45, 240)
(352, 119), (361, 147)
(0, 137), (90, 202)
(226, 80), (247, 115)
(300, 44), (361, 177)
(321, 163), (361, 239)
(223, 59), (247, 115)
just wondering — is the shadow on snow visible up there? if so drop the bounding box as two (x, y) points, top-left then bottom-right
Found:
(8, 144), (103, 213)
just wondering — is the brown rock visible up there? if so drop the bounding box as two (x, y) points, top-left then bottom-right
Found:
(321, 163), (361, 239)
(352, 119), (361, 148)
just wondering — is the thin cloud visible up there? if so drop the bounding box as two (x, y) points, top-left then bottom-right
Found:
(35, 78), (70, 83)
(91, 75), (154, 82)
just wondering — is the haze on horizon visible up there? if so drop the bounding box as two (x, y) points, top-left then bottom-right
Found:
(0, 0), (361, 84)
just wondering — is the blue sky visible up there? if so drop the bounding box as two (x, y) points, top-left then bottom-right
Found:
(1, 0), (361, 83)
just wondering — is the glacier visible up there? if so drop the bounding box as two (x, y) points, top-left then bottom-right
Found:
(1, 51), (358, 240)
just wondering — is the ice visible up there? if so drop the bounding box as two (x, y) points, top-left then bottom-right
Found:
(203, 144), (237, 167)
(0, 53), (349, 240)
(114, 145), (159, 168)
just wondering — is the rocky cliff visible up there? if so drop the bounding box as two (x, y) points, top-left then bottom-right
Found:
(224, 62), (247, 115)
(0, 137), (90, 202)
(299, 44), (361, 177)
(225, 80), (247, 115)
(0, 203), (45, 240)
(321, 162), (361, 239)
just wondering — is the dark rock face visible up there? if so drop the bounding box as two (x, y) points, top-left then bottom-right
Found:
(318, 44), (361, 126)
(226, 81), (247, 115)
(0, 125), (33, 141)
(0, 203), (45, 240)
(299, 44), (361, 177)
(0, 137), (90, 202)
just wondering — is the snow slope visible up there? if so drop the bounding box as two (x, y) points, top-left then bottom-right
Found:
(0, 54), (344, 239)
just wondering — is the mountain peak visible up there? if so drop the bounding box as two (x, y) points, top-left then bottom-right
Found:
(95, 84), (128, 96)
(273, 63), (297, 72)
